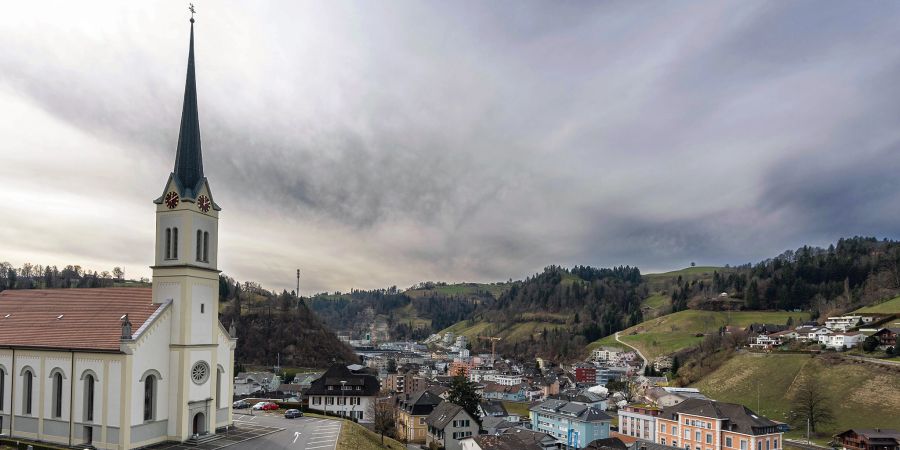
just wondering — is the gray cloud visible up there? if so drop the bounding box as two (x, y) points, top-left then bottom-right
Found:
(2, 1), (900, 292)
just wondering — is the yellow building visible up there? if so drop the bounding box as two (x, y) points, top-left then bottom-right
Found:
(396, 390), (442, 444)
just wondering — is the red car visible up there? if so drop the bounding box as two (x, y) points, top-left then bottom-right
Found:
(252, 401), (279, 411)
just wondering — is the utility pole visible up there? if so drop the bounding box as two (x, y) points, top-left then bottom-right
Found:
(807, 417), (810, 445)
(296, 269), (300, 296)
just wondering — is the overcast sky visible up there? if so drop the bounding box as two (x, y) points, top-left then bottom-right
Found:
(2, 1), (900, 294)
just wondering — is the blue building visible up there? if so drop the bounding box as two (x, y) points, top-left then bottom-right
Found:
(530, 399), (612, 448)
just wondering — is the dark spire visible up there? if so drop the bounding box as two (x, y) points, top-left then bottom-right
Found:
(173, 18), (204, 196)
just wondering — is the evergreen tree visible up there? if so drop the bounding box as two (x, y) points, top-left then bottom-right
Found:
(447, 375), (482, 423)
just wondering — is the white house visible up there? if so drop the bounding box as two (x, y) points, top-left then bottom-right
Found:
(819, 332), (865, 350)
(306, 364), (380, 422)
(825, 316), (863, 332)
(0, 18), (235, 449)
(795, 326), (833, 342)
(591, 347), (623, 363)
(749, 335), (783, 349)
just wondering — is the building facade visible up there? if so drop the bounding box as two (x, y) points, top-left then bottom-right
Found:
(426, 402), (480, 450)
(620, 405), (661, 441)
(396, 390), (442, 444)
(0, 18), (235, 449)
(833, 429), (900, 450)
(306, 364), (380, 422)
(530, 399), (612, 449)
(655, 399), (782, 450)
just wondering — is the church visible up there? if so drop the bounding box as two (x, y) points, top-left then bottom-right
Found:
(0, 17), (236, 449)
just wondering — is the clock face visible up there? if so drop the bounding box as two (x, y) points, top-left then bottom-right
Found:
(164, 191), (179, 209)
(197, 195), (211, 213)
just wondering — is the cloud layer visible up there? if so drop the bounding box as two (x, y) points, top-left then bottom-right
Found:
(2, 1), (900, 293)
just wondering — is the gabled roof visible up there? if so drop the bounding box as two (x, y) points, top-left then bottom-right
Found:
(480, 400), (509, 416)
(425, 402), (473, 429)
(663, 398), (777, 435)
(0, 288), (162, 352)
(400, 390), (443, 415)
(305, 364), (380, 396)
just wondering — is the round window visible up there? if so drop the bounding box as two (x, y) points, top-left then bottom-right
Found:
(191, 361), (210, 385)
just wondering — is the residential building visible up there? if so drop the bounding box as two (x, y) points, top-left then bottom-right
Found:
(833, 429), (900, 450)
(654, 398), (782, 450)
(597, 367), (629, 385)
(873, 328), (899, 348)
(479, 400), (511, 419)
(619, 405), (661, 441)
(748, 335), (783, 350)
(745, 324), (788, 335)
(306, 364), (380, 422)
(825, 316), (863, 332)
(426, 402), (480, 450)
(530, 399), (612, 448)
(794, 326), (833, 342)
(0, 20), (237, 448)
(485, 373), (524, 386)
(575, 364), (599, 384)
(461, 427), (558, 450)
(483, 382), (528, 402)
(450, 361), (473, 378)
(819, 332), (864, 350)
(396, 390), (443, 444)
(592, 347), (623, 363)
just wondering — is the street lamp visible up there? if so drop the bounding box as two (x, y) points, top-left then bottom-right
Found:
(341, 380), (347, 418)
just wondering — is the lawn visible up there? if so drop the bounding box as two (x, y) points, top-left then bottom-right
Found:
(641, 292), (670, 310)
(692, 353), (900, 441)
(587, 309), (810, 359)
(336, 418), (406, 450)
(854, 295), (900, 314)
(502, 401), (532, 419)
(405, 282), (511, 300)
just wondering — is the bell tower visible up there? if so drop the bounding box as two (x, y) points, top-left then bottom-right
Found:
(150, 15), (227, 441)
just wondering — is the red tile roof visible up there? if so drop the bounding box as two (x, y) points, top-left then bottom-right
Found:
(0, 288), (161, 352)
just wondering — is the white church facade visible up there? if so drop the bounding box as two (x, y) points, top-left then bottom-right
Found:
(0, 18), (236, 449)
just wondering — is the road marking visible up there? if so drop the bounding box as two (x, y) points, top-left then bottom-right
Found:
(306, 445), (335, 450)
(293, 431), (301, 444)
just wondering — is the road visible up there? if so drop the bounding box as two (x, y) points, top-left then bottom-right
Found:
(615, 331), (648, 372)
(844, 354), (900, 367)
(229, 412), (342, 450)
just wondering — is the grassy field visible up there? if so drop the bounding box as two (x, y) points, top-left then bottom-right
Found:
(854, 295), (900, 314)
(440, 319), (567, 342)
(641, 292), (670, 310)
(336, 418), (406, 450)
(502, 401), (532, 419)
(587, 309), (811, 359)
(643, 266), (730, 292)
(692, 353), (900, 441)
(405, 282), (510, 300)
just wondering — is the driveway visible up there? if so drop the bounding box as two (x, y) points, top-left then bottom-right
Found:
(615, 331), (648, 371)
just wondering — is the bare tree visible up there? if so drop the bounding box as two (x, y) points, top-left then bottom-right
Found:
(788, 376), (835, 433)
(368, 393), (396, 446)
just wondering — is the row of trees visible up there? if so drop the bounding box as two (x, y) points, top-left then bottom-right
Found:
(0, 262), (127, 291)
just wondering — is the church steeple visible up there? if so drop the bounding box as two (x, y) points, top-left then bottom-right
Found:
(173, 17), (204, 197)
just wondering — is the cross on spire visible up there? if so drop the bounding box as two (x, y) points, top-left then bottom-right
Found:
(189, 3), (196, 22)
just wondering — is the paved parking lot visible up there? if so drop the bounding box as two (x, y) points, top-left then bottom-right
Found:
(147, 411), (342, 450)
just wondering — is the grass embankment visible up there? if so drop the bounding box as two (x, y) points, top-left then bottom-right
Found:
(337, 419), (405, 450)
(643, 266), (729, 291)
(854, 295), (900, 314)
(692, 353), (900, 442)
(405, 282), (510, 300)
(588, 309), (810, 359)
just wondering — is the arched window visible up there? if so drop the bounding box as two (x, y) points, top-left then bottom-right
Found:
(22, 369), (33, 415)
(84, 374), (95, 422)
(172, 228), (179, 259)
(52, 371), (64, 418)
(165, 228), (172, 259)
(196, 230), (203, 261)
(203, 232), (209, 262)
(143, 375), (156, 421)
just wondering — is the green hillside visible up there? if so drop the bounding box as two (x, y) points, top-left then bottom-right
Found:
(692, 353), (900, 441)
(588, 309), (809, 359)
(440, 316), (568, 342)
(643, 266), (729, 291)
(405, 282), (510, 300)
(854, 295), (900, 314)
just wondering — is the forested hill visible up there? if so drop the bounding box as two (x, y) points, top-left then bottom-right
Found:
(0, 264), (358, 369)
(666, 237), (900, 319)
(456, 265), (647, 360)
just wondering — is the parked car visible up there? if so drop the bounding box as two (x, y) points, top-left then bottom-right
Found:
(252, 401), (278, 411)
(233, 400), (250, 409)
(284, 409), (303, 419)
